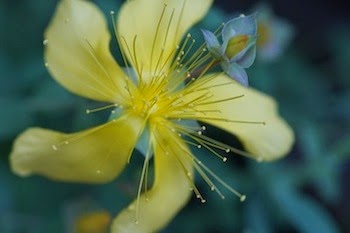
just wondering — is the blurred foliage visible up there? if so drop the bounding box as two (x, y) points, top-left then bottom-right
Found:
(0, 1), (349, 233)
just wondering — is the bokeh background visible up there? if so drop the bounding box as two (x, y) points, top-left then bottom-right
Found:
(1, 0), (349, 232)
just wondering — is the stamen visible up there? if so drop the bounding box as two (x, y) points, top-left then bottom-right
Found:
(168, 124), (229, 162)
(163, 126), (246, 201)
(213, 22), (225, 37)
(173, 0), (187, 47)
(50, 119), (119, 151)
(85, 103), (119, 114)
(56, 18), (126, 101)
(196, 158), (246, 201)
(82, 37), (120, 90)
(153, 6), (175, 79)
(183, 116), (266, 125)
(135, 146), (151, 223)
(153, 128), (207, 204)
(150, 4), (167, 72)
(110, 11), (134, 82)
(132, 35), (142, 78)
(46, 65), (117, 100)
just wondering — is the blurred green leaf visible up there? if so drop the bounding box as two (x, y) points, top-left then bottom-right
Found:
(0, 98), (34, 139)
(328, 28), (350, 86)
(270, 182), (340, 233)
(297, 121), (342, 202)
(244, 196), (273, 233)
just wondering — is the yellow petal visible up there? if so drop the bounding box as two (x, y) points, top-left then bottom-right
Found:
(45, 0), (129, 103)
(117, 0), (213, 76)
(181, 74), (294, 161)
(111, 122), (193, 233)
(10, 114), (145, 183)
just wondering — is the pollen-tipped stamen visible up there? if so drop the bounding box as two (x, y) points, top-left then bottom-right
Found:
(51, 119), (119, 151)
(135, 133), (153, 224)
(86, 103), (119, 114)
(167, 128), (246, 201)
(110, 11), (134, 81)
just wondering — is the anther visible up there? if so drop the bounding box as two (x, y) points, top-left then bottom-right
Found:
(197, 145), (202, 149)
(198, 131), (202, 135)
(110, 10), (115, 15)
(44, 62), (49, 67)
(239, 14), (245, 17)
(225, 148), (230, 153)
(52, 145), (58, 150)
(43, 39), (48, 46)
(240, 195), (246, 202)
(223, 157), (227, 162)
(201, 126), (206, 131)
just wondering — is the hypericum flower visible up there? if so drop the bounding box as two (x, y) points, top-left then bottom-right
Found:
(202, 14), (257, 86)
(10, 0), (294, 232)
(255, 3), (295, 61)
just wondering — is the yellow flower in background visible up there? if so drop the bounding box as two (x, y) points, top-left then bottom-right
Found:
(75, 211), (111, 233)
(10, 0), (294, 232)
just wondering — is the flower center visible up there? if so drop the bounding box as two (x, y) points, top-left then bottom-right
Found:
(133, 94), (160, 118)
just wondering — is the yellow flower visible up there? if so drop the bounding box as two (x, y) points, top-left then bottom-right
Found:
(75, 211), (111, 233)
(10, 0), (294, 232)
